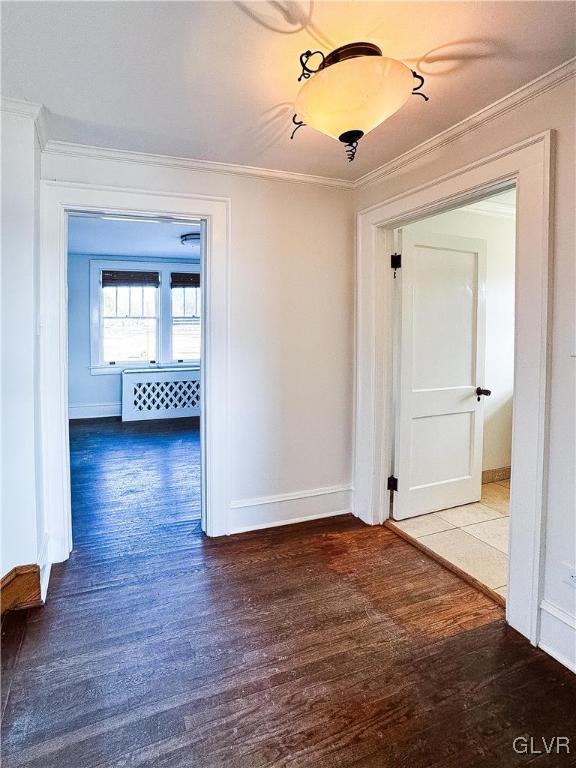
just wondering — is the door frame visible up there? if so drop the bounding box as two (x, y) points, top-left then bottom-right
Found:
(38, 181), (231, 566)
(353, 131), (552, 644)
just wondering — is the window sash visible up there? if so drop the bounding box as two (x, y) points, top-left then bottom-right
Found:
(102, 285), (158, 319)
(171, 285), (201, 361)
(100, 283), (159, 364)
(101, 318), (159, 364)
(171, 317), (201, 362)
(171, 285), (201, 320)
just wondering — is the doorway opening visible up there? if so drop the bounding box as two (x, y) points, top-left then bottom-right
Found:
(66, 212), (204, 552)
(386, 188), (516, 604)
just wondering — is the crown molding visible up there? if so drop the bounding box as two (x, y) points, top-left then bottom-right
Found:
(1, 95), (42, 121)
(1, 96), (48, 149)
(354, 56), (576, 190)
(9, 56), (575, 192)
(42, 139), (354, 190)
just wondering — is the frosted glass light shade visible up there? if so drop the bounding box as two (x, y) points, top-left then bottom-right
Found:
(295, 54), (414, 142)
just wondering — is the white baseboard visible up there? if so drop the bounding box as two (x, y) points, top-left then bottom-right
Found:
(68, 402), (121, 419)
(539, 600), (576, 673)
(229, 485), (353, 534)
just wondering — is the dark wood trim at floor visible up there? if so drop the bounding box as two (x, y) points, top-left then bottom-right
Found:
(0, 565), (41, 615)
(1, 419), (574, 767)
(385, 520), (506, 607)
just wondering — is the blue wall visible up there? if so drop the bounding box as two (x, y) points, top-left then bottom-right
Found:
(67, 253), (194, 418)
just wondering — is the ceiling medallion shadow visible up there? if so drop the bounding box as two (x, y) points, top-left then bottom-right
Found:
(290, 42), (429, 161)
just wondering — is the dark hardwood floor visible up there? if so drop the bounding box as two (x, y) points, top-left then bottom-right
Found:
(2, 417), (575, 767)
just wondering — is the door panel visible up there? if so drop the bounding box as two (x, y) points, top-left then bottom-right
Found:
(411, 249), (477, 389)
(410, 412), (473, 487)
(393, 230), (486, 520)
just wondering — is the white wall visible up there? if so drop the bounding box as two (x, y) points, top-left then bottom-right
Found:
(354, 77), (576, 671)
(405, 206), (516, 472)
(43, 149), (355, 527)
(67, 252), (195, 418)
(1, 107), (43, 577)
(1, 102), (354, 571)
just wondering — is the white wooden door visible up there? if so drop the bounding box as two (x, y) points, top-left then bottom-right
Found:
(392, 230), (487, 520)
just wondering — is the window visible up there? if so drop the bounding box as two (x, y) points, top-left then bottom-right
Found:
(171, 273), (201, 362)
(100, 270), (159, 364)
(90, 261), (201, 373)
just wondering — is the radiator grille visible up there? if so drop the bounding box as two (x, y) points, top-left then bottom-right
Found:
(122, 368), (200, 421)
(133, 380), (200, 412)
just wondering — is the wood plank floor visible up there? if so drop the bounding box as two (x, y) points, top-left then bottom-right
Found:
(2, 418), (575, 767)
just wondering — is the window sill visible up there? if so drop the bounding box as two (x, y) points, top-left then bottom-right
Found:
(90, 362), (200, 376)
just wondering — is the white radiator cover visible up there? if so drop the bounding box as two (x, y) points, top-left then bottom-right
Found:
(121, 367), (200, 421)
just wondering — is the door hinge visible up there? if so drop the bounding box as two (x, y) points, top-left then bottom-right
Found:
(391, 253), (401, 278)
(387, 475), (398, 492)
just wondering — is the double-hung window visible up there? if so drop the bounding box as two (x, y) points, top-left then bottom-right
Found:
(171, 272), (201, 362)
(100, 270), (160, 364)
(90, 261), (201, 373)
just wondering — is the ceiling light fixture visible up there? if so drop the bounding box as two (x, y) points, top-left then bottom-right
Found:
(291, 42), (429, 162)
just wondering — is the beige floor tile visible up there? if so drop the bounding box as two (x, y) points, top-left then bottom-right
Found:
(495, 479), (511, 489)
(494, 585), (507, 598)
(392, 512), (455, 538)
(463, 517), (510, 554)
(418, 529), (508, 588)
(436, 502), (502, 527)
(480, 482), (510, 515)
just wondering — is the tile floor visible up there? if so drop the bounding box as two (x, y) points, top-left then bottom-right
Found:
(391, 480), (510, 599)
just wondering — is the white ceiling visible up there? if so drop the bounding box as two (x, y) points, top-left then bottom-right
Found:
(68, 215), (201, 260)
(2, 2), (575, 180)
